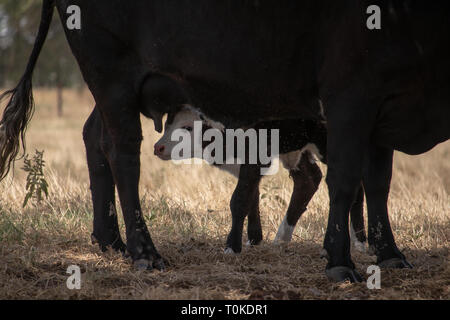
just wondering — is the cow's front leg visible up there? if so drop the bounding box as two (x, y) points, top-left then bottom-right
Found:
(83, 107), (125, 253)
(225, 164), (262, 254)
(324, 166), (363, 282)
(363, 145), (412, 268)
(97, 99), (163, 271)
(322, 100), (371, 282)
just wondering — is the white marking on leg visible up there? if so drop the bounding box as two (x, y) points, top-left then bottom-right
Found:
(274, 216), (295, 244)
(350, 224), (367, 253)
(184, 104), (225, 131)
(224, 247), (239, 255)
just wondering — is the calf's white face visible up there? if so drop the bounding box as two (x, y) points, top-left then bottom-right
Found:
(154, 108), (202, 160)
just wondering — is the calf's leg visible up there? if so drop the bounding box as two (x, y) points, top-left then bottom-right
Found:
(246, 186), (263, 246)
(274, 151), (322, 243)
(225, 164), (262, 253)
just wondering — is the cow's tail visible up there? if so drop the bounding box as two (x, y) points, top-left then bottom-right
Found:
(0, 0), (55, 180)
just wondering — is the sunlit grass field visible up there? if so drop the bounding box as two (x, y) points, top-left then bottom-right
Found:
(0, 88), (448, 299)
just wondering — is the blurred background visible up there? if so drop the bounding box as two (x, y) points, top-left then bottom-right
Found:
(0, 0), (84, 116)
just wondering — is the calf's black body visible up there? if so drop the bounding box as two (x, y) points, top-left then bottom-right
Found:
(222, 119), (366, 254)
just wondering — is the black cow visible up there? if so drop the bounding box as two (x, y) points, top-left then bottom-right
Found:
(0, 1), (448, 282)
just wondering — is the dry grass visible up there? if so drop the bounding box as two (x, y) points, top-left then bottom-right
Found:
(0, 88), (448, 300)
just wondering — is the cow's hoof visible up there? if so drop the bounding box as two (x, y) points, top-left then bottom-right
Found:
(115, 242), (127, 254)
(224, 247), (239, 255)
(134, 259), (151, 270)
(152, 257), (166, 271)
(109, 239), (127, 254)
(91, 233), (126, 254)
(325, 266), (363, 283)
(133, 257), (166, 271)
(378, 258), (413, 269)
(246, 239), (262, 246)
(320, 248), (330, 260)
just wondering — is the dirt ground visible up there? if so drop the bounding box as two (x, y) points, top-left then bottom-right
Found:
(0, 89), (448, 299)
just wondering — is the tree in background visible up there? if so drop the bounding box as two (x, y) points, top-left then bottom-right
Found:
(0, 0), (84, 116)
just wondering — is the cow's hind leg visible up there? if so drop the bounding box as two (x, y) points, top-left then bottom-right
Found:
(363, 145), (412, 268)
(274, 151), (322, 243)
(225, 164), (262, 254)
(83, 107), (125, 253)
(96, 86), (163, 270)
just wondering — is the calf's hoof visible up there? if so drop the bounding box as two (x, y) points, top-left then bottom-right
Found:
(273, 218), (294, 244)
(224, 247), (240, 255)
(246, 239), (262, 246)
(378, 258), (413, 269)
(325, 266), (363, 283)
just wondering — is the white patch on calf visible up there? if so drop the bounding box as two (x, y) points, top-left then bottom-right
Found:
(280, 151), (302, 171)
(155, 107), (202, 160)
(279, 144), (322, 172)
(301, 143), (323, 162)
(273, 216), (295, 243)
(183, 105), (225, 131)
(155, 105), (226, 162)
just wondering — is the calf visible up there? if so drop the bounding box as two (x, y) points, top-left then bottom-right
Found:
(154, 106), (366, 254)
